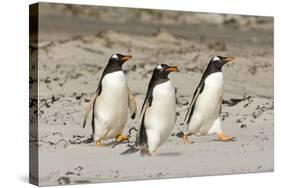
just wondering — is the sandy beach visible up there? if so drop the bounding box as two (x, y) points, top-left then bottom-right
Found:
(29, 3), (274, 186)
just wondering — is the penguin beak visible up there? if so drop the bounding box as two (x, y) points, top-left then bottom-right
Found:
(120, 55), (132, 62)
(165, 66), (178, 72)
(222, 56), (235, 64)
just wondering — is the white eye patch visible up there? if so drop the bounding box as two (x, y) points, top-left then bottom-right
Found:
(156, 64), (164, 71)
(213, 56), (220, 61)
(111, 54), (118, 59)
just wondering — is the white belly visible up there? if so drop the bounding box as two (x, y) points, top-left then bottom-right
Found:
(94, 71), (129, 140)
(188, 72), (223, 135)
(144, 81), (176, 152)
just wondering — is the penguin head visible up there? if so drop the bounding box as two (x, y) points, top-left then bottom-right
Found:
(108, 53), (132, 67)
(153, 64), (178, 79)
(208, 56), (235, 70)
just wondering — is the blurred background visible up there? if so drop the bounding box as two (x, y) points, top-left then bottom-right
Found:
(38, 3), (273, 42)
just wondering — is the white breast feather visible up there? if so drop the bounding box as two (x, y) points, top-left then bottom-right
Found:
(188, 72), (224, 135)
(94, 71), (128, 140)
(144, 81), (176, 152)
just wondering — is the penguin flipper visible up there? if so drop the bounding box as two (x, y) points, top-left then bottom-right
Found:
(184, 82), (204, 126)
(135, 101), (149, 147)
(128, 88), (137, 119)
(82, 92), (98, 128)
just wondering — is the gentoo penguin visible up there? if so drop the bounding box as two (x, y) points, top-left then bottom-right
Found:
(183, 56), (235, 144)
(82, 53), (137, 146)
(123, 64), (178, 156)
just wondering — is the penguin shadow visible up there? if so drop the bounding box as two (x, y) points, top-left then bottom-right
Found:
(90, 140), (131, 148)
(110, 140), (130, 148)
(157, 152), (182, 157)
(209, 137), (237, 143)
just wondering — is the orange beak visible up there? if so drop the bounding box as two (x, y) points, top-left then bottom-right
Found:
(120, 55), (132, 62)
(223, 56), (235, 64)
(165, 66), (178, 72)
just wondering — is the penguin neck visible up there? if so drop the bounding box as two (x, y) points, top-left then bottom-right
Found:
(148, 75), (170, 96)
(202, 65), (222, 80)
(97, 61), (123, 95)
(103, 62), (123, 75)
(145, 75), (169, 107)
(151, 74), (169, 86)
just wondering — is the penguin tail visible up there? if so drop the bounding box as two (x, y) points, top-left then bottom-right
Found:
(82, 101), (93, 128)
(120, 145), (139, 155)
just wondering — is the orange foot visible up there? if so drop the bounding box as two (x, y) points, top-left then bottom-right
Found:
(218, 132), (234, 142)
(96, 140), (104, 147)
(115, 134), (129, 142)
(183, 133), (192, 144)
(150, 151), (157, 157)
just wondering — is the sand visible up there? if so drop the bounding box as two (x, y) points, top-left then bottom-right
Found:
(29, 3), (274, 186)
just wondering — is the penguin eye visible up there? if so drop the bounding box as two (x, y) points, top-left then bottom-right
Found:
(156, 65), (164, 71)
